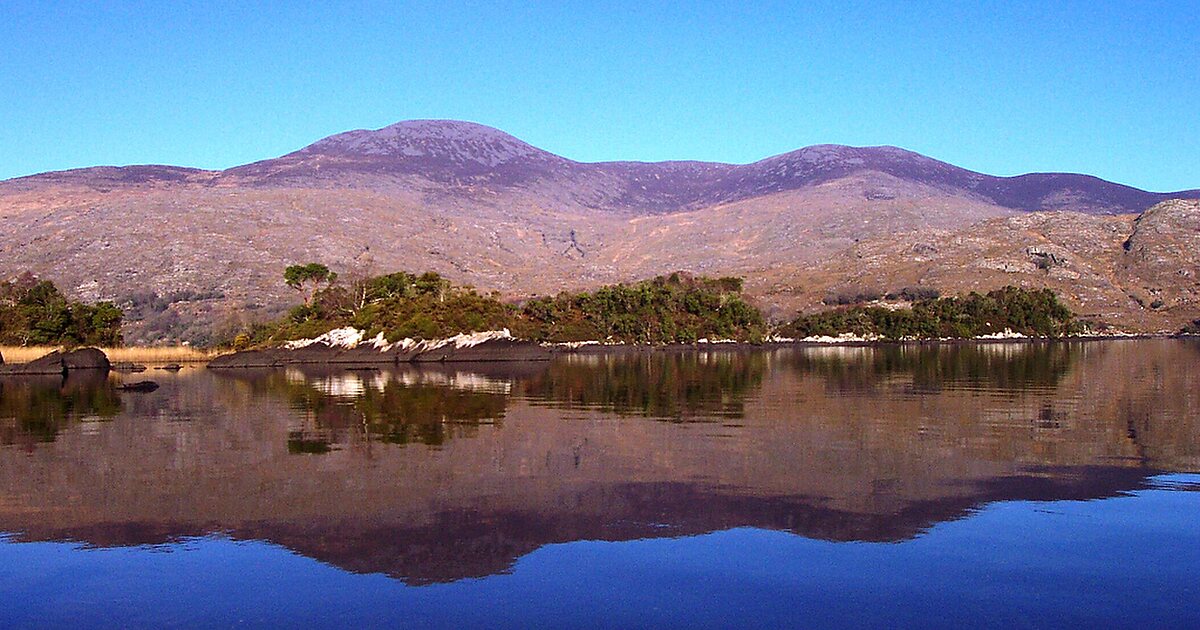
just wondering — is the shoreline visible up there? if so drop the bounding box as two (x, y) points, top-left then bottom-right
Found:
(207, 330), (1196, 369)
(558, 332), (1194, 354)
(2, 332), (1192, 369)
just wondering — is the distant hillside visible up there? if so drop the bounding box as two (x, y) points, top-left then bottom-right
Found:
(0, 120), (1196, 343)
(8, 120), (1194, 215)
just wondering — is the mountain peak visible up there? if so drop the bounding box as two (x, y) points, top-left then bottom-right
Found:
(299, 119), (549, 167)
(768, 143), (939, 165)
(380, 119), (523, 139)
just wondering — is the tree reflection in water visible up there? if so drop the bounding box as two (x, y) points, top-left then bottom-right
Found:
(219, 367), (513, 452)
(788, 342), (1079, 394)
(0, 373), (120, 446)
(521, 351), (766, 421)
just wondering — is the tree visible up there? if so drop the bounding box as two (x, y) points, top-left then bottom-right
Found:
(345, 251), (377, 312)
(284, 263), (338, 306)
(0, 273), (124, 346)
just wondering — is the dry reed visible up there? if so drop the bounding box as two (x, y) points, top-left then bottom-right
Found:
(0, 345), (217, 364)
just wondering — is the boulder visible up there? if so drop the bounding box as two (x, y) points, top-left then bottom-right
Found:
(0, 348), (110, 376)
(61, 348), (110, 371)
(14, 351), (67, 375)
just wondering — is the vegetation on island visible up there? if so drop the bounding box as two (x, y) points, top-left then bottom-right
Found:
(242, 269), (515, 346)
(284, 263), (338, 305)
(241, 264), (1082, 347)
(0, 273), (123, 347)
(515, 274), (765, 343)
(779, 286), (1079, 340)
(242, 266), (765, 346)
(0, 263), (1090, 353)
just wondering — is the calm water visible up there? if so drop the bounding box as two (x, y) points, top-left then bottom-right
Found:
(1, 340), (1198, 628)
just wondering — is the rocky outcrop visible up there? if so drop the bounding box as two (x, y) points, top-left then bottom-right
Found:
(207, 329), (552, 369)
(1119, 199), (1200, 313)
(410, 337), (553, 362)
(205, 349), (288, 369)
(0, 348), (110, 376)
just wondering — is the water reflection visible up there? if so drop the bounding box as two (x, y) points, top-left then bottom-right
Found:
(790, 341), (1078, 394)
(0, 373), (120, 446)
(522, 351), (766, 421)
(0, 340), (1196, 585)
(217, 366), (515, 450)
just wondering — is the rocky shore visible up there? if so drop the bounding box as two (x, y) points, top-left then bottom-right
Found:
(2, 330), (1188, 379)
(207, 328), (552, 369)
(200, 328), (1200, 370)
(0, 348), (110, 376)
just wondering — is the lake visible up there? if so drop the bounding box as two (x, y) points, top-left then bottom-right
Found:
(1, 340), (1198, 628)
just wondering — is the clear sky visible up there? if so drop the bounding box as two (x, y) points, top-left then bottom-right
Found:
(1, 1), (1196, 191)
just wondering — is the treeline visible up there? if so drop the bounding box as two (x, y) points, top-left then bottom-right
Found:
(244, 263), (1084, 346)
(244, 267), (765, 346)
(0, 273), (123, 347)
(778, 286), (1079, 340)
(515, 274), (765, 343)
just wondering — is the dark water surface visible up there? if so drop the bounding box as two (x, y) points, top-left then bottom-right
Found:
(1, 340), (1198, 628)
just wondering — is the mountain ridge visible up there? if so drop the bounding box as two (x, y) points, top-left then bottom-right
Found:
(5, 119), (1196, 215)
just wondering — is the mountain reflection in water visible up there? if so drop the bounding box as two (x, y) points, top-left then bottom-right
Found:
(0, 340), (1197, 585)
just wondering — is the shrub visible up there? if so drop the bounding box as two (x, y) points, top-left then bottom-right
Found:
(514, 273), (766, 344)
(781, 286), (1078, 340)
(823, 287), (884, 306)
(894, 286), (941, 302)
(0, 273), (123, 346)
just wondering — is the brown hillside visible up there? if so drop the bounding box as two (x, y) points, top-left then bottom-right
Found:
(0, 120), (1196, 341)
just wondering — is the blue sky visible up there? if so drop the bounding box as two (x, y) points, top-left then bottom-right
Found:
(1, 1), (1196, 191)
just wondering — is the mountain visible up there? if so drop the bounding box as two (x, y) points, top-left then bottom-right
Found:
(197, 120), (1194, 215)
(0, 120), (1197, 342)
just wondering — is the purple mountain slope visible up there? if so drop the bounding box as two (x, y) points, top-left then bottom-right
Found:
(5, 119), (1196, 215)
(218, 120), (1195, 214)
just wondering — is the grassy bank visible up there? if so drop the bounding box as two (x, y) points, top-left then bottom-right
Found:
(0, 345), (216, 365)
